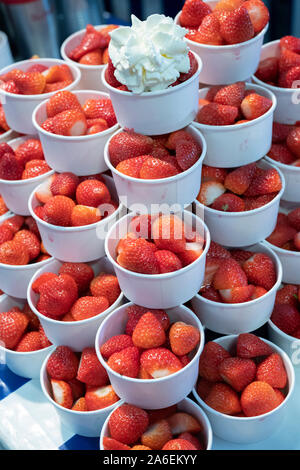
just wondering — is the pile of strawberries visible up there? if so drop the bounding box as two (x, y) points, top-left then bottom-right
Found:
(0, 104), (9, 135)
(0, 63), (74, 95)
(268, 122), (300, 166)
(196, 82), (273, 126)
(46, 345), (119, 411)
(0, 301), (51, 352)
(41, 90), (117, 136)
(200, 241), (277, 304)
(32, 261), (120, 322)
(68, 24), (118, 66)
(255, 35), (300, 88)
(0, 140), (51, 181)
(180, 0), (269, 46)
(103, 403), (205, 450)
(34, 172), (118, 227)
(271, 284), (300, 338)
(0, 214), (50, 265)
(267, 209), (300, 252)
(115, 214), (204, 275)
(197, 163), (282, 212)
(109, 129), (202, 179)
(197, 334), (288, 417)
(0, 195), (8, 216)
(100, 304), (200, 379)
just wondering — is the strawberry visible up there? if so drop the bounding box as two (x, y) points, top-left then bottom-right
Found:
(279, 48), (300, 73)
(90, 273), (120, 305)
(85, 385), (119, 411)
(139, 157), (179, 179)
(224, 163), (256, 195)
(44, 195), (75, 226)
(0, 240), (29, 265)
(255, 57), (279, 83)
(196, 102), (238, 125)
(0, 196), (8, 216)
(50, 109), (87, 136)
(51, 379), (73, 409)
(71, 205), (101, 226)
(22, 161), (50, 180)
(243, 253), (276, 290)
(50, 172), (79, 198)
(100, 334), (134, 360)
(58, 262), (94, 294)
(0, 142), (13, 158)
(152, 214), (186, 254)
(98, 24), (118, 45)
(280, 35), (300, 54)
(15, 71), (46, 95)
(38, 274), (78, 318)
(47, 346), (79, 380)
(125, 305), (170, 335)
(141, 419), (172, 450)
(244, 168), (282, 196)
(0, 106), (9, 132)
(294, 232), (300, 250)
(102, 437), (130, 451)
(214, 82), (245, 107)
(205, 382), (241, 415)
(230, 249), (253, 265)
(175, 140), (200, 171)
(129, 214), (153, 239)
(0, 79), (19, 94)
(178, 242), (203, 267)
(70, 296), (109, 321)
(169, 321), (200, 356)
(203, 257), (223, 287)
(196, 377), (214, 400)
(82, 98), (116, 127)
(243, 0), (269, 33)
(109, 403), (149, 445)
(116, 155), (149, 178)
(86, 118), (108, 134)
(180, 0), (212, 28)
(13, 229), (40, 261)
(45, 90), (81, 118)
(41, 117), (57, 133)
(219, 6), (254, 44)
(167, 411), (202, 434)
(162, 439), (197, 450)
(196, 13), (223, 45)
(271, 304), (300, 335)
(278, 66), (300, 88)
(0, 225), (14, 244)
(0, 152), (23, 180)
(2, 216), (24, 234)
(241, 381), (282, 417)
(15, 331), (42, 352)
(287, 208), (300, 231)
(154, 250), (183, 273)
(211, 193), (245, 212)
(241, 93), (272, 120)
(43, 64), (73, 84)
(44, 80), (72, 93)
(219, 357), (256, 392)
(117, 238), (160, 274)
(199, 341), (231, 382)
(276, 284), (298, 307)
(147, 406), (177, 425)
(67, 377), (84, 400)
(200, 285), (222, 302)
(256, 353), (287, 388)
(0, 311), (29, 349)
(69, 24), (107, 61)
(79, 50), (102, 65)
(287, 127), (300, 158)
(14, 138), (44, 166)
(32, 272), (58, 293)
(197, 181), (226, 206)
(266, 223), (297, 248)
(77, 347), (108, 386)
(178, 51), (198, 82)
(237, 333), (274, 358)
(140, 348), (182, 379)
(75, 179), (110, 208)
(219, 285), (255, 303)
(107, 346), (140, 378)
(178, 432), (203, 450)
(35, 175), (55, 204)
(166, 130), (195, 150)
(213, 258), (248, 290)
(109, 131), (153, 168)
(207, 241), (231, 259)
(104, 58), (123, 88)
(202, 165), (228, 184)
(132, 312), (166, 349)
(214, 0), (245, 11)
(72, 398), (87, 412)
(268, 143), (295, 164)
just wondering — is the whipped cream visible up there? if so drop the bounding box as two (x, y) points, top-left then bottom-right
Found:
(108, 14), (191, 94)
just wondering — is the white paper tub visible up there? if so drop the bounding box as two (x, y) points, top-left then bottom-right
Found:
(99, 397), (213, 450)
(104, 125), (206, 210)
(175, 1), (269, 85)
(191, 242), (282, 335)
(195, 160), (285, 247)
(0, 58), (81, 134)
(32, 90), (119, 176)
(193, 335), (295, 443)
(95, 302), (205, 409)
(252, 40), (300, 125)
(40, 347), (120, 437)
(27, 257), (124, 350)
(0, 294), (54, 378)
(105, 211), (210, 309)
(101, 52), (201, 136)
(0, 135), (54, 216)
(264, 156), (300, 203)
(29, 174), (125, 263)
(263, 240), (300, 284)
(193, 84), (276, 168)
(268, 320), (300, 372)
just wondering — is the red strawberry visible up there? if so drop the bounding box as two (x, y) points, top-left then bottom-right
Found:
(43, 195), (75, 226)
(224, 163), (256, 195)
(107, 346), (140, 378)
(139, 157), (179, 179)
(117, 238), (160, 274)
(71, 205), (101, 226)
(0, 240), (30, 265)
(279, 48), (300, 73)
(0, 80), (19, 94)
(200, 285), (223, 302)
(197, 181), (226, 206)
(15, 331), (42, 352)
(287, 208), (300, 231)
(196, 102), (238, 125)
(230, 249), (253, 265)
(237, 333), (273, 358)
(243, 0), (269, 33)
(90, 273), (120, 305)
(0, 225), (14, 244)
(100, 335), (134, 360)
(271, 304), (300, 335)
(207, 241), (231, 259)
(272, 122), (295, 144)
(43, 64), (73, 84)
(287, 127), (300, 158)
(0, 152), (23, 180)
(38, 274), (78, 318)
(203, 257), (223, 287)
(166, 130), (195, 150)
(154, 250), (183, 273)
(14, 71), (46, 95)
(219, 357), (256, 392)
(51, 109), (87, 136)
(22, 161), (50, 180)
(178, 432), (203, 450)
(268, 143), (295, 164)
(251, 286), (268, 300)
(69, 24), (107, 61)
(132, 312), (166, 349)
(14, 229), (40, 261)
(167, 412), (201, 435)
(276, 284), (298, 307)
(256, 353), (287, 388)
(102, 437), (130, 451)
(199, 341), (231, 382)
(178, 51), (199, 81)
(278, 66), (300, 88)
(125, 305), (170, 335)
(211, 193), (245, 212)
(51, 379), (73, 409)
(79, 50), (102, 65)
(162, 439), (197, 450)
(202, 165), (228, 183)
(46, 90), (81, 118)
(175, 140), (200, 171)
(241, 381), (282, 417)
(280, 35), (300, 53)
(109, 403), (149, 445)
(255, 57), (279, 83)
(219, 285), (255, 303)
(44, 80), (72, 93)
(241, 93), (272, 120)
(85, 385), (119, 411)
(77, 347), (108, 386)
(70, 296), (109, 321)
(152, 214), (186, 254)
(244, 168), (282, 196)
(140, 348), (182, 379)
(141, 419), (172, 450)
(0, 311), (29, 349)
(0, 142), (13, 158)
(109, 131), (153, 167)
(205, 383), (241, 414)
(197, 377), (214, 400)
(58, 262), (94, 294)
(35, 175), (55, 204)
(104, 58), (123, 88)
(214, 0), (245, 11)
(75, 179), (110, 208)
(169, 321), (200, 355)
(47, 346), (79, 380)
(214, 82), (245, 107)
(128, 214), (153, 239)
(213, 258), (248, 290)
(72, 397), (87, 412)
(180, 0), (212, 28)
(219, 6), (254, 44)
(266, 223), (297, 248)
(86, 119), (108, 134)
(82, 98), (116, 127)
(196, 13), (223, 45)
(15, 138), (44, 166)
(2, 215), (24, 233)
(50, 172), (79, 198)
(116, 155), (149, 178)
(243, 253), (276, 290)
(178, 241), (203, 267)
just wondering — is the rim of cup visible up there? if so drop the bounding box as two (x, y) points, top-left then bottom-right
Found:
(0, 129), (15, 141)
(40, 347), (121, 415)
(95, 302), (205, 385)
(268, 317), (300, 343)
(101, 51), (202, 98)
(27, 257), (124, 327)
(265, 155), (300, 173)
(193, 241), (282, 309)
(0, 252), (53, 271)
(263, 238), (300, 258)
(32, 89), (119, 141)
(104, 211), (211, 280)
(0, 58), (81, 100)
(104, 126), (207, 185)
(193, 334), (295, 421)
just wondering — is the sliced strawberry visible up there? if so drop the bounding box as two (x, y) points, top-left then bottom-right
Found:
(241, 93), (272, 120)
(243, 0), (269, 33)
(141, 419), (172, 450)
(255, 57), (279, 83)
(51, 379), (73, 409)
(69, 24), (107, 61)
(197, 181), (226, 206)
(219, 285), (255, 303)
(85, 385), (119, 411)
(51, 109), (87, 136)
(211, 193), (245, 212)
(213, 258), (248, 290)
(140, 348), (182, 379)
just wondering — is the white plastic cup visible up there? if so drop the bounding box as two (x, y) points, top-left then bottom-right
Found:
(264, 156), (300, 203)
(99, 397), (213, 450)
(174, 1), (269, 85)
(40, 346), (121, 437)
(0, 129), (19, 144)
(32, 90), (119, 176)
(193, 335), (295, 444)
(105, 211), (210, 309)
(252, 40), (300, 125)
(263, 240), (300, 284)
(193, 84), (276, 168)
(27, 257), (124, 350)
(0, 294), (54, 378)
(101, 52), (202, 136)
(104, 125), (206, 210)
(28, 174), (125, 263)
(0, 135), (54, 216)
(195, 160), (285, 247)
(0, 58), (81, 134)
(60, 25), (113, 92)
(191, 242), (282, 335)
(95, 302), (205, 409)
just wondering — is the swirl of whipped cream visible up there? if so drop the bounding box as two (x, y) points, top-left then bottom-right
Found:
(108, 14), (191, 94)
